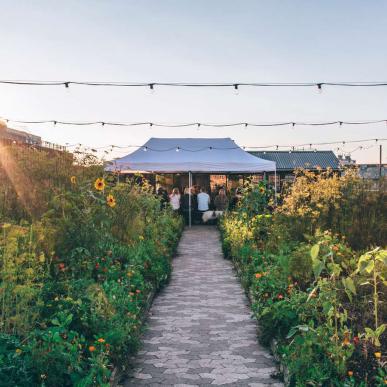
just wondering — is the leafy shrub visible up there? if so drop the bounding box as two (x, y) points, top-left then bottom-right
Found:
(0, 162), (183, 386)
(220, 174), (386, 386)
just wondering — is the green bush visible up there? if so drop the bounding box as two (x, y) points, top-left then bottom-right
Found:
(0, 170), (183, 386)
(219, 175), (386, 386)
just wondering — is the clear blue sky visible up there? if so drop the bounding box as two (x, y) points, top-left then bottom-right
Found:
(0, 0), (386, 162)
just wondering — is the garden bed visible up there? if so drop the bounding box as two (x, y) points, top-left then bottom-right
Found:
(0, 146), (183, 386)
(220, 171), (386, 386)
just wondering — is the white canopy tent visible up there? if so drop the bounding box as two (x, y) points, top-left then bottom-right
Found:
(106, 138), (276, 173)
(106, 138), (276, 226)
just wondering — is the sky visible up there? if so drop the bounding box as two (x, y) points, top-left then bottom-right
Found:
(0, 0), (386, 163)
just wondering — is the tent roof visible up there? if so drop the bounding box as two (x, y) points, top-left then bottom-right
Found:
(106, 138), (276, 173)
(250, 150), (340, 171)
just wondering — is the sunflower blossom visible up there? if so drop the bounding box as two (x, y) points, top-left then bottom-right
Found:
(94, 178), (105, 191)
(106, 194), (116, 207)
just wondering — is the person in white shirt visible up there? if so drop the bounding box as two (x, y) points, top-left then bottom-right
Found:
(169, 187), (181, 212)
(197, 187), (210, 222)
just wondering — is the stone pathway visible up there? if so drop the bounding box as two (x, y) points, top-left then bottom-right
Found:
(124, 226), (283, 387)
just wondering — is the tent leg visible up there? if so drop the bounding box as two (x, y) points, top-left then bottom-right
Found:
(188, 171), (192, 228)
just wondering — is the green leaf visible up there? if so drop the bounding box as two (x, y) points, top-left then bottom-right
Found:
(53, 331), (61, 343)
(375, 324), (385, 336)
(310, 244), (320, 260)
(364, 260), (375, 273)
(286, 325), (309, 339)
(328, 262), (342, 276)
(313, 259), (324, 279)
(51, 318), (60, 326)
(64, 313), (73, 326)
(343, 277), (356, 295)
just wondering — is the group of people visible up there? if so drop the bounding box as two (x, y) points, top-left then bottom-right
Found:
(157, 185), (239, 225)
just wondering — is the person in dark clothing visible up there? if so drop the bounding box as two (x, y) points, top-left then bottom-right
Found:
(181, 187), (197, 225)
(157, 187), (169, 209)
(214, 188), (229, 211)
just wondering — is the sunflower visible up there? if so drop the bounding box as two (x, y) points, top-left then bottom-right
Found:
(94, 178), (105, 191)
(70, 176), (77, 184)
(106, 194), (116, 208)
(259, 186), (265, 194)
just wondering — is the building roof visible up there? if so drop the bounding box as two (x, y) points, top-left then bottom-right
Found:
(249, 150), (340, 171)
(106, 138), (276, 173)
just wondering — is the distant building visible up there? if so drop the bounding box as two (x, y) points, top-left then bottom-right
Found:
(0, 121), (66, 152)
(358, 164), (386, 180)
(0, 121), (42, 145)
(249, 150), (340, 188)
(337, 154), (356, 166)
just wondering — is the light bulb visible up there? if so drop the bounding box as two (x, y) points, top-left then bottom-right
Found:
(317, 83), (323, 93)
(233, 84), (239, 95)
(176, 146), (180, 152)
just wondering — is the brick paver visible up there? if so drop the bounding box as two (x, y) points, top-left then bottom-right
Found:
(124, 226), (283, 386)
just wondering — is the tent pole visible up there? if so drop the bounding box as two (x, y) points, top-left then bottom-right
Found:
(188, 171), (192, 228)
(274, 169), (278, 206)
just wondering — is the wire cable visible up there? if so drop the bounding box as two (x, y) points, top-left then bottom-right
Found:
(2, 118), (386, 128)
(67, 138), (387, 152)
(1, 80), (387, 89)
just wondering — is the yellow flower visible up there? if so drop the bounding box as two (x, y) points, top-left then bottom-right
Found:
(139, 236), (144, 240)
(347, 371), (353, 377)
(106, 194), (116, 208)
(374, 352), (382, 359)
(259, 186), (265, 194)
(342, 337), (351, 346)
(70, 176), (77, 184)
(15, 348), (22, 354)
(94, 178), (105, 191)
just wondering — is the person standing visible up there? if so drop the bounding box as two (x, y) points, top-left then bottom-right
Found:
(214, 188), (229, 211)
(197, 187), (210, 222)
(181, 187), (197, 225)
(169, 187), (181, 213)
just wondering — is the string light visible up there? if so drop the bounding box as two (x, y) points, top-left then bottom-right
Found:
(71, 137), (385, 152)
(2, 80), (387, 89)
(233, 84), (239, 95)
(2, 117), (387, 128)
